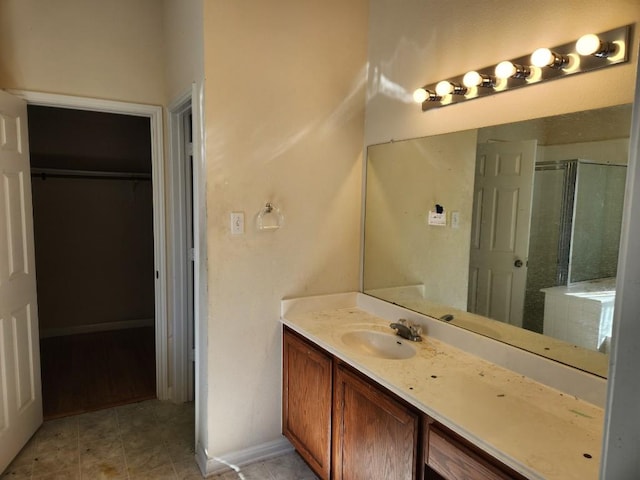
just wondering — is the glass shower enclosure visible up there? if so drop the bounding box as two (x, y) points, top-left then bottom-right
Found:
(522, 159), (627, 335)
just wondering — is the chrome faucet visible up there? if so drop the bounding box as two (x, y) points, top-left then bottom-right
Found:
(389, 319), (422, 342)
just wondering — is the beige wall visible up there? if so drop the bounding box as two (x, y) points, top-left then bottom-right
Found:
(202, 0), (368, 455)
(0, 0), (166, 105)
(162, 0), (204, 102)
(365, 0), (639, 146)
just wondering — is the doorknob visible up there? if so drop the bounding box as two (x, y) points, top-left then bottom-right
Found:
(514, 259), (523, 268)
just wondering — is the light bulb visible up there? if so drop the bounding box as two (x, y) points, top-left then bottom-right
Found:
(435, 81), (453, 96)
(463, 71), (495, 89)
(576, 34), (601, 55)
(495, 61), (531, 80)
(531, 48), (554, 67)
(463, 71), (482, 88)
(531, 47), (569, 69)
(495, 61), (516, 79)
(576, 33), (617, 58)
(413, 88), (428, 103)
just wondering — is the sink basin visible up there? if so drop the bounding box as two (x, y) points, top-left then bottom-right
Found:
(341, 330), (416, 360)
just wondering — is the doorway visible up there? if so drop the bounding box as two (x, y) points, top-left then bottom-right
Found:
(15, 91), (197, 396)
(467, 139), (538, 327)
(0, 89), (201, 473)
(168, 96), (196, 403)
(13, 90), (181, 401)
(28, 105), (157, 418)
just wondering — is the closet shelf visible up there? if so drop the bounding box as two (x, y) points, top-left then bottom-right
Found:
(30, 167), (151, 181)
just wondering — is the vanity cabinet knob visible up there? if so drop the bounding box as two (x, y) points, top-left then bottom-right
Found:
(514, 259), (523, 268)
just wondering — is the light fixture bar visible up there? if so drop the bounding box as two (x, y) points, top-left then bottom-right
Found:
(416, 24), (631, 111)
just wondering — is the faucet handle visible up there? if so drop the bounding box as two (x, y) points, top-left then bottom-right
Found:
(390, 320), (422, 342)
(399, 318), (418, 331)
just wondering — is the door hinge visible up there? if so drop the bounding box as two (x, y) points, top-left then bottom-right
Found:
(189, 348), (196, 362)
(188, 248), (195, 262)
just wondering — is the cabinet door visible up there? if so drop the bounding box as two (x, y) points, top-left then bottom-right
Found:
(333, 363), (419, 480)
(283, 328), (332, 480)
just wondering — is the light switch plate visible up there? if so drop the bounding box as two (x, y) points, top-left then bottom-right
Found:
(230, 212), (245, 234)
(451, 211), (460, 228)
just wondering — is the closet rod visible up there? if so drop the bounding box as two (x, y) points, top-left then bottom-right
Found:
(30, 168), (151, 181)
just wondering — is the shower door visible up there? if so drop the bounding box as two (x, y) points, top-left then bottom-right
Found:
(523, 159), (627, 333)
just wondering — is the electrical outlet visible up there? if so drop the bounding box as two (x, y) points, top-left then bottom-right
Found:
(427, 210), (446, 226)
(230, 212), (244, 234)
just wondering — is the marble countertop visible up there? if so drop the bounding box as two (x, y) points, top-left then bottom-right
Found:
(281, 296), (604, 480)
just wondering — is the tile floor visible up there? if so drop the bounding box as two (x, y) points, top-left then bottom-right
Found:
(1, 400), (318, 480)
(209, 453), (318, 480)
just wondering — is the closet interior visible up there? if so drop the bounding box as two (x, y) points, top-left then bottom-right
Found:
(27, 105), (156, 419)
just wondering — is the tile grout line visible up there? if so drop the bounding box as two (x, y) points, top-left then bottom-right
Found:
(75, 417), (81, 480)
(116, 407), (132, 480)
(158, 408), (181, 480)
(155, 402), (180, 480)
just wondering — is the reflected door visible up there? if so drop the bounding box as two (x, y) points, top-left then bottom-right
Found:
(0, 90), (42, 472)
(468, 140), (537, 327)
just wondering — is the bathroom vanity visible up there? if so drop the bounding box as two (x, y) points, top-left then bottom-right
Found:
(281, 293), (604, 480)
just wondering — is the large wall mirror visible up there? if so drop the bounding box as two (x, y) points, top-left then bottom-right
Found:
(363, 103), (632, 378)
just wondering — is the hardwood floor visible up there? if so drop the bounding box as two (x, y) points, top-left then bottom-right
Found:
(40, 326), (156, 420)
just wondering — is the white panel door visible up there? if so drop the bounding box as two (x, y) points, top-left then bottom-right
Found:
(468, 140), (537, 327)
(0, 90), (42, 472)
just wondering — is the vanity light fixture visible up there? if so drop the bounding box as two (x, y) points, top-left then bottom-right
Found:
(414, 24), (631, 111)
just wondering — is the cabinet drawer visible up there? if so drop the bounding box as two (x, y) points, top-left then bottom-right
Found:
(427, 425), (524, 480)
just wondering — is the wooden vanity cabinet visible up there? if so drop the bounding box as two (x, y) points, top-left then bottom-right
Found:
(283, 327), (422, 480)
(424, 419), (527, 480)
(282, 327), (333, 479)
(283, 327), (522, 480)
(333, 362), (421, 480)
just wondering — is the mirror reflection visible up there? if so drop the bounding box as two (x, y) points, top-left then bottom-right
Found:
(363, 104), (631, 377)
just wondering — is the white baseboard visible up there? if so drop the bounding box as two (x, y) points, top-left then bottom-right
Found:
(195, 437), (294, 477)
(39, 318), (154, 338)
